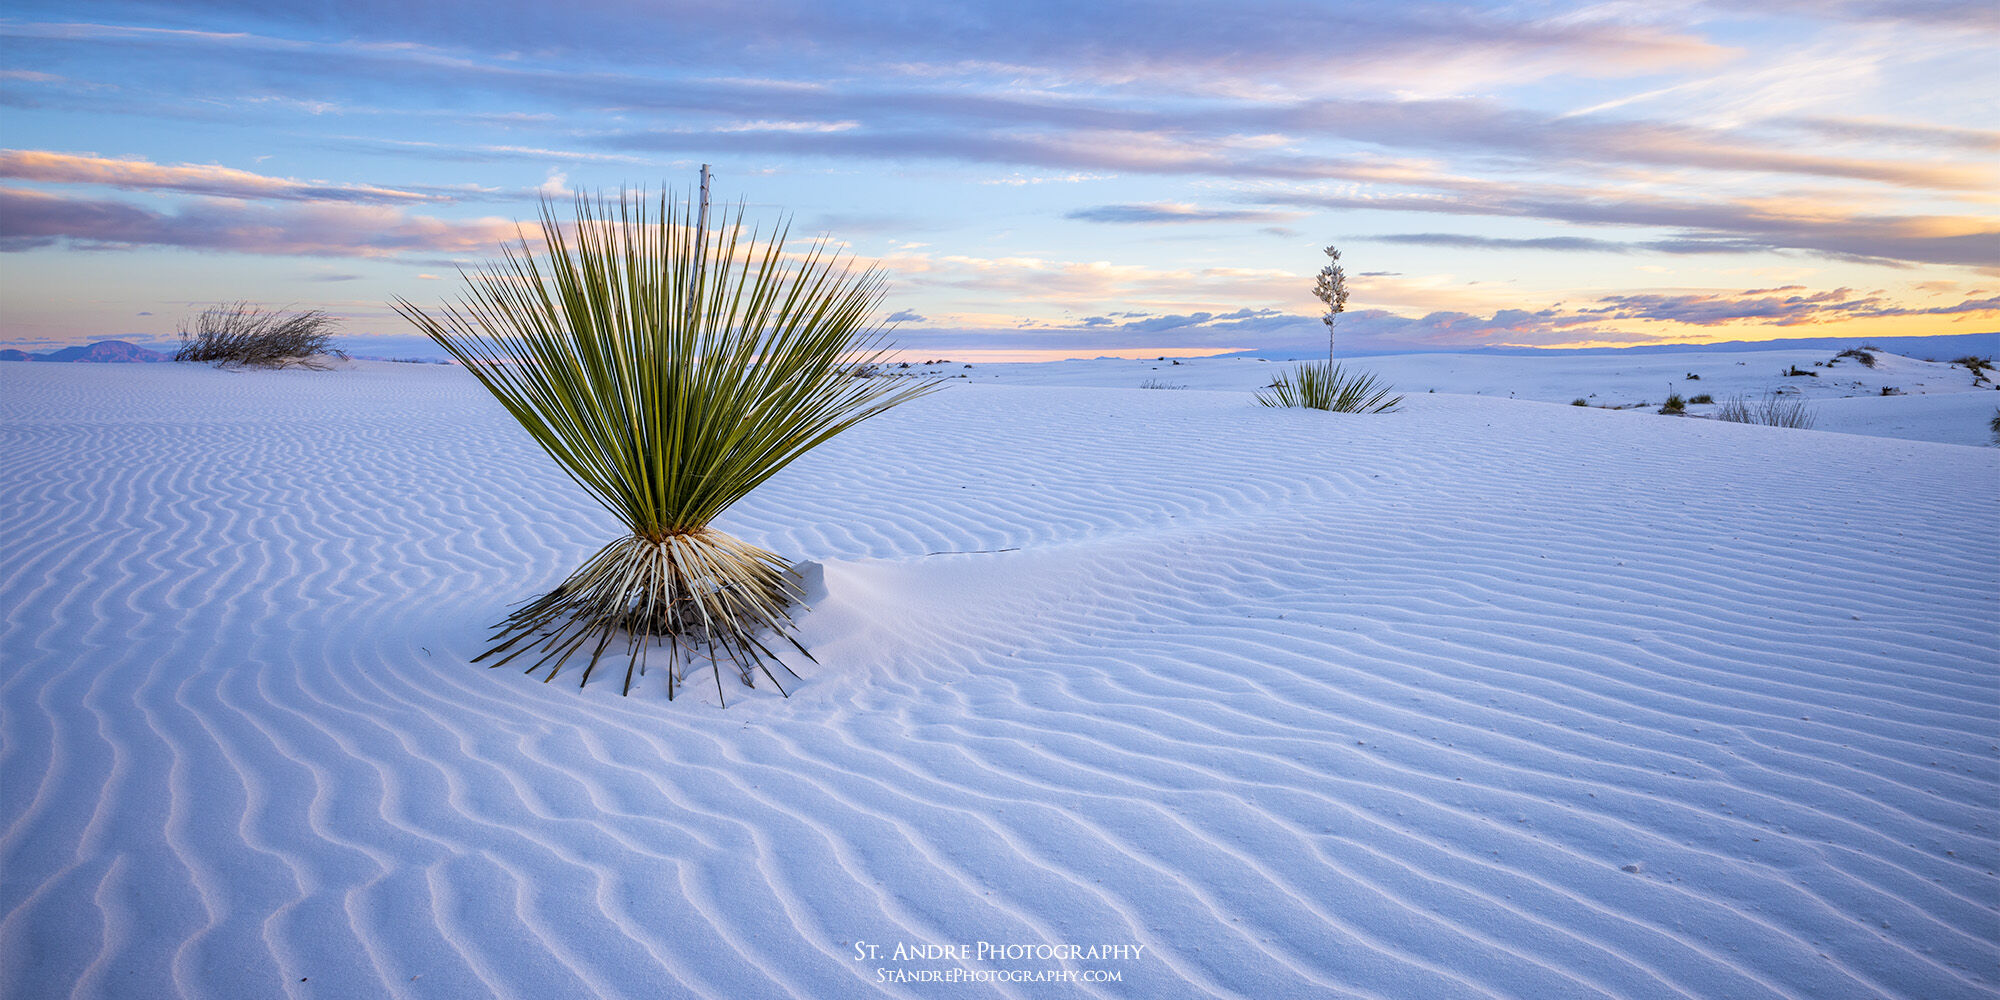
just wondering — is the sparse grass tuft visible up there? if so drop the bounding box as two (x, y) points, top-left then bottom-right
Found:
(1689, 393), (1713, 405)
(1571, 398), (1588, 406)
(1139, 378), (1187, 390)
(1257, 361), (1402, 413)
(1717, 390), (1816, 429)
(1659, 392), (1686, 415)
(175, 302), (346, 368)
(1835, 348), (1877, 368)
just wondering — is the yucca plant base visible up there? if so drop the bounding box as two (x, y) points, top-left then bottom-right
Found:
(479, 528), (810, 702)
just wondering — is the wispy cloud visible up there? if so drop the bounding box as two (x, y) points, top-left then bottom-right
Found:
(1371, 233), (1765, 255)
(1584, 287), (2000, 326)
(1066, 203), (1301, 224)
(1265, 183), (2000, 270)
(0, 187), (517, 257)
(1766, 117), (2000, 152)
(0, 149), (444, 202)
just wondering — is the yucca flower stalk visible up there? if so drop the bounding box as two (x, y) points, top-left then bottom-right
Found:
(1313, 244), (1348, 365)
(393, 188), (933, 702)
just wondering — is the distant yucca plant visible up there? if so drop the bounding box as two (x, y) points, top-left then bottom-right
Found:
(393, 188), (933, 701)
(1257, 360), (1402, 412)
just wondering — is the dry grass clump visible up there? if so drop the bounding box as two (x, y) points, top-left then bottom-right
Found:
(394, 188), (933, 702)
(175, 302), (346, 368)
(1717, 390), (1816, 429)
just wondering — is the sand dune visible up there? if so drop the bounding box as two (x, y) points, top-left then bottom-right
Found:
(3, 360), (1995, 998)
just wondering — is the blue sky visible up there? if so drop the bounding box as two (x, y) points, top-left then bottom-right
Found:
(2, 1), (1996, 359)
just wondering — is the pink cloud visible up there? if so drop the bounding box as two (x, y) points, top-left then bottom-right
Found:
(0, 149), (442, 203)
(0, 187), (521, 258)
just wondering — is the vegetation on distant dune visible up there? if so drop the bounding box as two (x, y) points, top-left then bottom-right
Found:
(1258, 245), (1402, 413)
(175, 302), (346, 368)
(393, 187), (933, 702)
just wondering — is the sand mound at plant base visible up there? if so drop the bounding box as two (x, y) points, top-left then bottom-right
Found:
(3, 361), (1995, 998)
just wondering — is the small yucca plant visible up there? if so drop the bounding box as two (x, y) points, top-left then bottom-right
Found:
(393, 188), (933, 702)
(1257, 361), (1403, 412)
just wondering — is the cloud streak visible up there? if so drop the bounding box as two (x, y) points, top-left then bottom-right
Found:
(0, 149), (443, 203)
(1066, 203), (1300, 225)
(0, 187), (517, 257)
(1265, 184), (2000, 270)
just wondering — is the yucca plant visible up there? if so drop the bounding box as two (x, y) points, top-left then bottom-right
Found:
(393, 188), (934, 702)
(1260, 244), (1401, 413)
(1257, 361), (1403, 412)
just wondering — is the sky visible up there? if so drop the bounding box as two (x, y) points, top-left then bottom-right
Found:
(1, 1), (1996, 361)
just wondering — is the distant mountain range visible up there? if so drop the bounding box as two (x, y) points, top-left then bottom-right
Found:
(0, 340), (168, 363)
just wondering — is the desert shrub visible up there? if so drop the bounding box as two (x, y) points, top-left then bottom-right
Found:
(1689, 393), (1714, 405)
(175, 302), (346, 368)
(1880, 386), (1902, 396)
(394, 189), (933, 701)
(1571, 398), (1588, 406)
(1258, 361), (1402, 413)
(1659, 392), (1686, 415)
(1991, 409), (2000, 444)
(1783, 365), (1818, 377)
(1717, 390), (1816, 429)
(1954, 356), (1993, 375)
(1836, 348), (1877, 368)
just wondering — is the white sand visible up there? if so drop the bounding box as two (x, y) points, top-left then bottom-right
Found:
(935, 347), (2000, 448)
(2, 358), (1995, 999)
